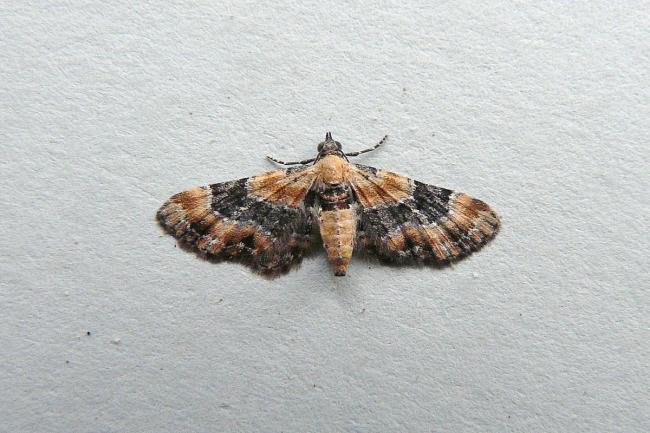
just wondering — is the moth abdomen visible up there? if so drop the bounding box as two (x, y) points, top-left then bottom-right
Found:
(318, 207), (357, 276)
(318, 183), (353, 211)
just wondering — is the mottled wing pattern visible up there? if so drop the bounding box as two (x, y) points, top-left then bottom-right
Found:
(157, 166), (317, 276)
(349, 164), (500, 264)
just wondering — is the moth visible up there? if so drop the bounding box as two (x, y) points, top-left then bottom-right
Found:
(157, 132), (500, 276)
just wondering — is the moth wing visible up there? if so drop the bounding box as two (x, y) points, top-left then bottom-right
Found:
(349, 164), (500, 263)
(157, 165), (318, 276)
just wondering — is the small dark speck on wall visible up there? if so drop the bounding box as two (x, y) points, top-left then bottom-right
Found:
(86, 331), (91, 336)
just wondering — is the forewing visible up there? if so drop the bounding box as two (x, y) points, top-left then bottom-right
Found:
(157, 166), (318, 276)
(350, 164), (500, 264)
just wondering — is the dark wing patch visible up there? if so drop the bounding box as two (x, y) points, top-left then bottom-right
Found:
(157, 167), (317, 276)
(351, 165), (499, 264)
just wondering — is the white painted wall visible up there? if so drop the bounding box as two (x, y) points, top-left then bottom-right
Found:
(2, 2), (648, 432)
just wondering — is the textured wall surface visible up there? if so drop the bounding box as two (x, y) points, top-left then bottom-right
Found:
(2, 2), (649, 432)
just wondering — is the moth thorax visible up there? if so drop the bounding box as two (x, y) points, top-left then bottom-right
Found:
(317, 154), (349, 185)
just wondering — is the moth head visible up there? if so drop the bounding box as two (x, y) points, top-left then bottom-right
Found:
(317, 131), (343, 155)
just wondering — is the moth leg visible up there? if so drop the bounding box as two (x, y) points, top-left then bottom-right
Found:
(345, 135), (388, 157)
(266, 155), (317, 166)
